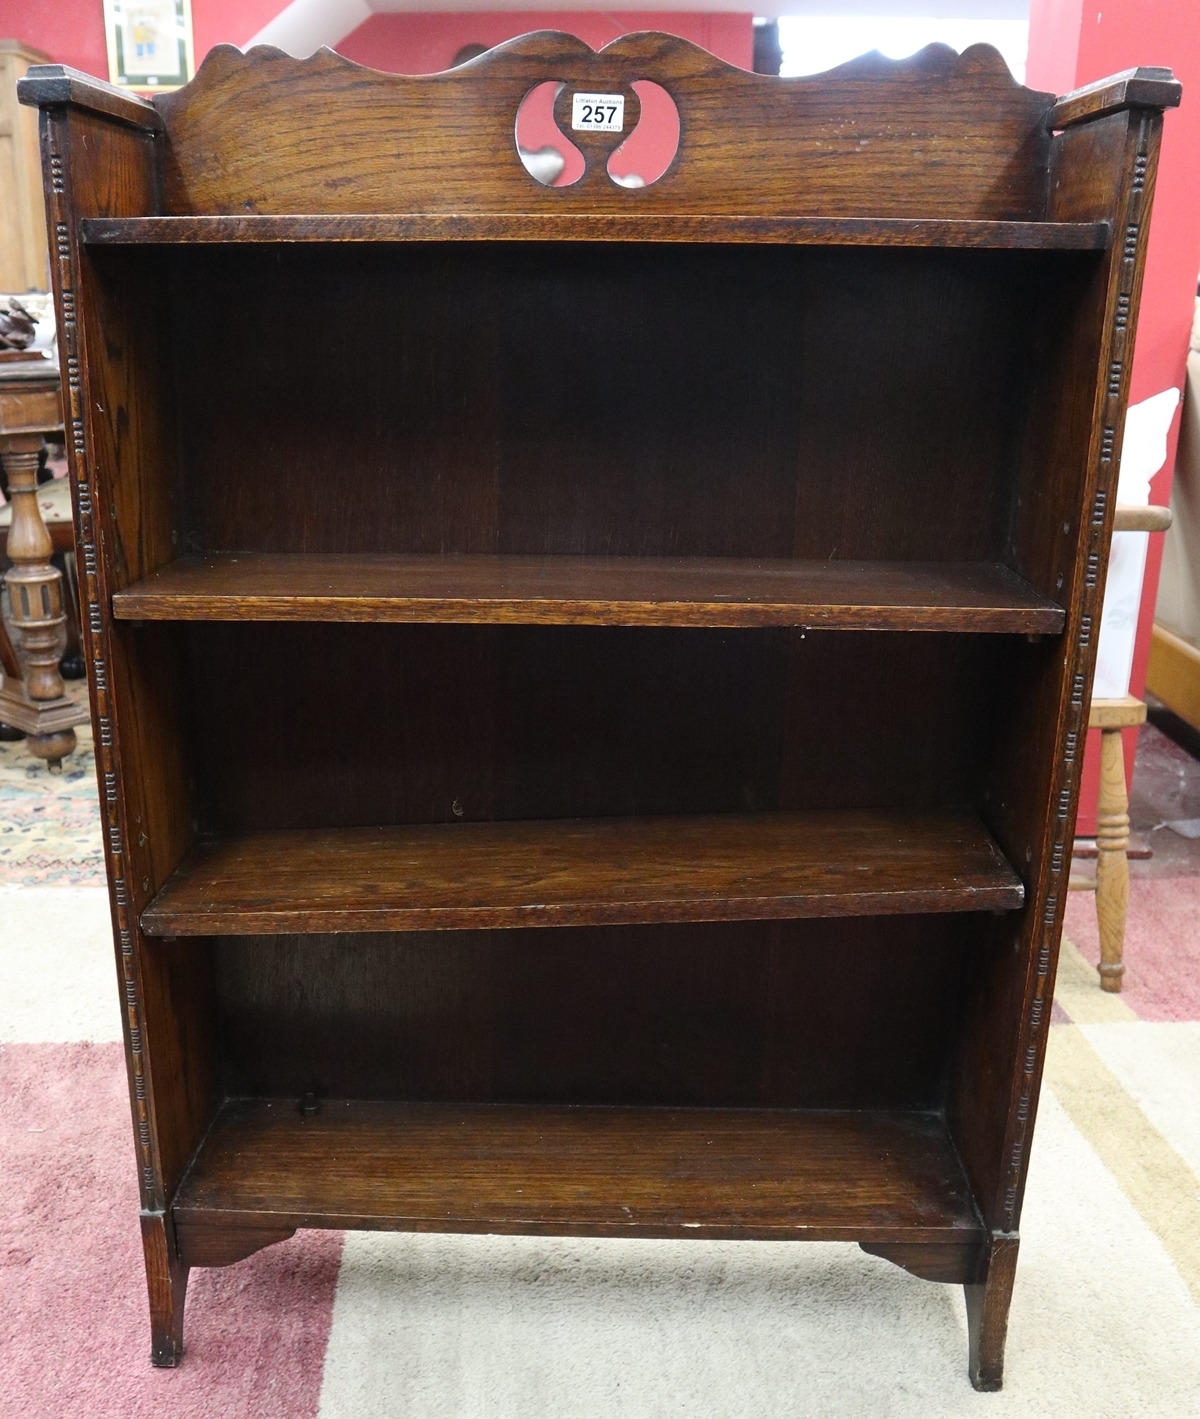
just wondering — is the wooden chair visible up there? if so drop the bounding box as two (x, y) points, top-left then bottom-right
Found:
(1069, 503), (1172, 989)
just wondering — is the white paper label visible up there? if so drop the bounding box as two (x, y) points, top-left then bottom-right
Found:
(571, 93), (625, 133)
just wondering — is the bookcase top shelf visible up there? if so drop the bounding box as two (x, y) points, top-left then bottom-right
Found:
(114, 554), (1065, 632)
(141, 810), (1024, 937)
(80, 214), (1111, 251)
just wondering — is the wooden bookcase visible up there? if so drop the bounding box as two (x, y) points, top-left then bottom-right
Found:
(21, 37), (1179, 1389)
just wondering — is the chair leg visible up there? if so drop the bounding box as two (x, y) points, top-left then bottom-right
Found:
(1095, 725), (1131, 992)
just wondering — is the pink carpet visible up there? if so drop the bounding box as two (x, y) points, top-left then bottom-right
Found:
(1063, 875), (1200, 1020)
(0, 1042), (342, 1419)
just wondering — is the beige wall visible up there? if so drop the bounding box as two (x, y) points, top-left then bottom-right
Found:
(1156, 303), (1200, 649)
(0, 41), (50, 294)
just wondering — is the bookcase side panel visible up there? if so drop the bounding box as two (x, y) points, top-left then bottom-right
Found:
(42, 106), (219, 1213)
(950, 107), (1166, 1234)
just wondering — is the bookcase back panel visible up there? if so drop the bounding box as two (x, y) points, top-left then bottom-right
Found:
(212, 915), (976, 1108)
(145, 243), (1096, 565)
(155, 36), (1052, 221)
(174, 623), (1018, 832)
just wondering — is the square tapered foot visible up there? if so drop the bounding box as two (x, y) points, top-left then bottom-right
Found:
(965, 1234), (1019, 1390)
(141, 1212), (189, 1368)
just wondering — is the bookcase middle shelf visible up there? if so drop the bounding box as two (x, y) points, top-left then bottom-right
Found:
(113, 553), (1064, 632)
(140, 810), (1024, 937)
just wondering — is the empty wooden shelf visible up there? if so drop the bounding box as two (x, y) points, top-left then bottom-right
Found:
(22, 31), (1178, 1393)
(114, 553), (1065, 631)
(172, 1101), (983, 1248)
(141, 811), (1024, 936)
(78, 212), (1113, 248)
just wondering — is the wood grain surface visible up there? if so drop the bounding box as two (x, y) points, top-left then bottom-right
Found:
(156, 240), (1082, 567)
(212, 916), (976, 1109)
(178, 624), (1012, 840)
(113, 553), (1065, 631)
(172, 1099), (985, 1242)
(147, 36), (1056, 221)
(1049, 66), (1181, 130)
(79, 214), (1112, 249)
(141, 811), (1023, 936)
(20, 28), (1180, 1383)
(17, 62), (161, 130)
(949, 100), (1170, 1256)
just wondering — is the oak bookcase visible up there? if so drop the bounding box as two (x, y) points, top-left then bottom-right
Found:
(21, 37), (1179, 1389)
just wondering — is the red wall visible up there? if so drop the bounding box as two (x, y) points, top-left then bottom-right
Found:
(193, 0), (287, 63)
(338, 12), (751, 74)
(1024, 0), (1084, 96)
(1029, 1), (1200, 835)
(2, 0), (107, 74)
(2, 3), (750, 80)
(2, 0), (281, 77)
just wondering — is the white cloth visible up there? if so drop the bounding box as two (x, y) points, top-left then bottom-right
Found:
(1093, 387), (1180, 698)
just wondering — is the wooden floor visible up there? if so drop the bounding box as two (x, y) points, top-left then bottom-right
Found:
(141, 810), (1024, 935)
(172, 1099), (985, 1243)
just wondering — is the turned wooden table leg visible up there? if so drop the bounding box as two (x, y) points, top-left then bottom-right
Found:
(0, 432), (75, 766)
(0, 613), (23, 738)
(1095, 724), (1131, 992)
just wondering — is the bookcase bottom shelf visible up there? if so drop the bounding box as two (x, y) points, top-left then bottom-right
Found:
(172, 1100), (984, 1249)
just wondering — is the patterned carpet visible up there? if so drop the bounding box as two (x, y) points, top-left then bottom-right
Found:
(0, 684), (103, 887)
(1, 730), (1198, 1416)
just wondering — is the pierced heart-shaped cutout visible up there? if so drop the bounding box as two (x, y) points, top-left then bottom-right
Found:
(515, 81), (585, 187)
(607, 81), (680, 189)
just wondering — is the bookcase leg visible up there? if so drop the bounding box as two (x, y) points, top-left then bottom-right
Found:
(141, 1212), (190, 1368)
(965, 1234), (1019, 1391)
